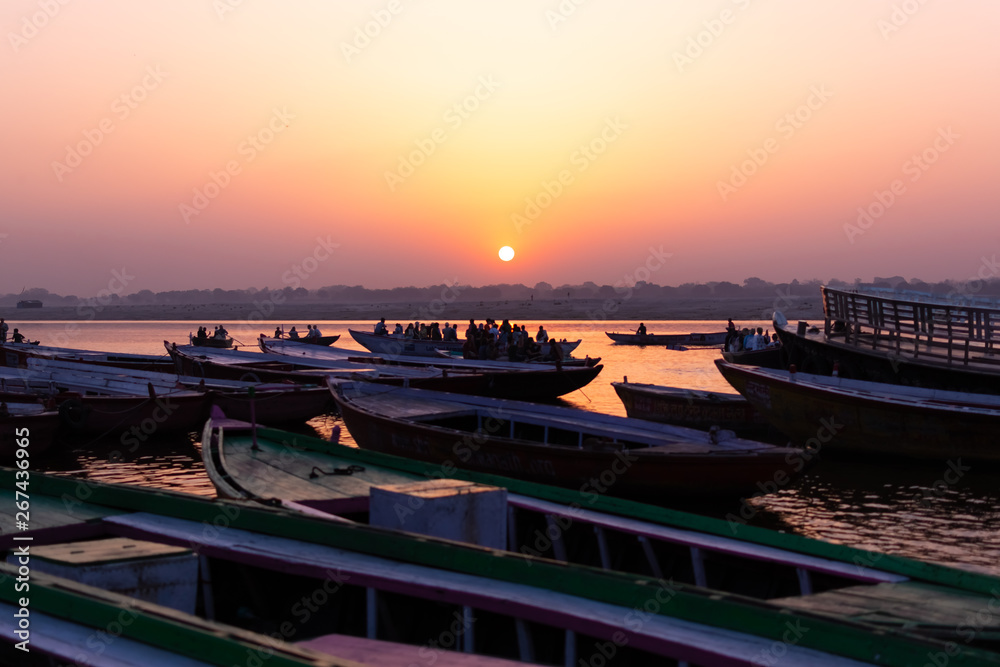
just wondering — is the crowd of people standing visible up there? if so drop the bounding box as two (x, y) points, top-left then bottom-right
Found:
(372, 317), (563, 363)
(725, 319), (779, 352)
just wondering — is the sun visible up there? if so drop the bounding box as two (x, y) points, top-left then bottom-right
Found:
(498, 246), (515, 262)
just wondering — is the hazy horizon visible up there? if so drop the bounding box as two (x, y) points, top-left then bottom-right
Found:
(3, 2), (998, 296)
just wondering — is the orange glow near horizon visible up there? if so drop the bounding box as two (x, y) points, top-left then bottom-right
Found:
(1, 1), (998, 296)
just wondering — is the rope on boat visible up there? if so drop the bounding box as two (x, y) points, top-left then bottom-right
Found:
(309, 464), (365, 478)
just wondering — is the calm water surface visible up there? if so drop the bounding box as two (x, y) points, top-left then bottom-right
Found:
(21, 319), (1000, 575)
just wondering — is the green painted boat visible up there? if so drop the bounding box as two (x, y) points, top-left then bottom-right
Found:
(198, 418), (1000, 663)
(5, 461), (1000, 666)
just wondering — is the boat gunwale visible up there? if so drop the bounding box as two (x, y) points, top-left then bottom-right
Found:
(6, 469), (1000, 666)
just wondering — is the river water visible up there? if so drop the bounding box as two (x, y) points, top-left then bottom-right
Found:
(20, 318), (1000, 576)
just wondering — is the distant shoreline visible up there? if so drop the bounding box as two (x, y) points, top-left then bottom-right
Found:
(0, 296), (823, 323)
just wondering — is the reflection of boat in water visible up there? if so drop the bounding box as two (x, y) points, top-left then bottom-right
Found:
(606, 331), (727, 346)
(716, 358), (1000, 460)
(774, 286), (1000, 392)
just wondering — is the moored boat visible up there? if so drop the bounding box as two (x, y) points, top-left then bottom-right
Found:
(0, 341), (178, 373)
(0, 399), (61, 457)
(720, 345), (784, 369)
(606, 331), (727, 346)
(331, 381), (806, 502)
(190, 333), (235, 348)
(774, 286), (1000, 392)
(256, 339), (605, 400)
(716, 358), (1000, 460)
(350, 328), (582, 358)
(271, 333), (341, 346)
(431, 348), (601, 367)
(5, 469), (1000, 666)
(611, 379), (780, 441)
(0, 356), (334, 433)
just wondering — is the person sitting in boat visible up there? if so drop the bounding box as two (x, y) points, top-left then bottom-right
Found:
(545, 338), (564, 362)
(374, 318), (388, 335)
(430, 322), (442, 341)
(393, 323), (403, 335)
(196, 327), (207, 341)
(636, 323), (647, 336)
(507, 336), (525, 362)
(442, 322), (457, 341)
(215, 325), (228, 339)
(273, 326), (283, 339)
(0, 318), (7, 343)
(404, 323), (415, 338)
(310, 325), (323, 338)
(11, 329), (25, 344)
(536, 325), (549, 343)
(288, 326), (300, 339)
(767, 333), (781, 348)
(462, 334), (478, 359)
(465, 319), (477, 340)
(523, 336), (541, 360)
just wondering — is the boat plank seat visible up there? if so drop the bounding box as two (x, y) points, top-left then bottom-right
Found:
(773, 582), (1000, 637)
(104, 512), (871, 667)
(508, 494), (908, 585)
(297, 634), (530, 666)
(32, 537), (191, 565)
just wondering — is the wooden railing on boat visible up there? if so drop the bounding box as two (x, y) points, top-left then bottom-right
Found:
(822, 286), (1000, 367)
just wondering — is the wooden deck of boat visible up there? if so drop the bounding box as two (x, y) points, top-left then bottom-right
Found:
(106, 512), (872, 667)
(774, 581), (1000, 639)
(221, 434), (422, 501)
(348, 388), (778, 451)
(350, 391), (476, 420)
(0, 488), (123, 532)
(297, 634), (530, 666)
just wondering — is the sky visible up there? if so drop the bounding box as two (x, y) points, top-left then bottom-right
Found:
(2, 1), (998, 297)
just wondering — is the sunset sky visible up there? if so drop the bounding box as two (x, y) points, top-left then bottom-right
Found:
(2, 1), (998, 297)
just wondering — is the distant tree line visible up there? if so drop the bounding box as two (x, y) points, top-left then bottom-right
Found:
(4, 276), (1000, 307)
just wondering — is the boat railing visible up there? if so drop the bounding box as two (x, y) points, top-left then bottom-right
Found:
(821, 286), (1000, 366)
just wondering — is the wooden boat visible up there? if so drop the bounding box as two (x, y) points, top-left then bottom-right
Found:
(349, 328), (582, 358)
(331, 381), (806, 502)
(5, 470), (1000, 666)
(720, 345), (784, 369)
(773, 286), (1000, 392)
(254, 339), (605, 400)
(0, 357), (333, 433)
(605, 331), (727, 346)
(203, 416), (1000, 655)
(271, 333), (341, 346)
(189, 333), (234, 348)
(0, 399), (61, 457)
(0, 341), (179, 373)
(610, 379), (781, 441)
(431, 348), (602, 367)
(715, 358), (1000, 460)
